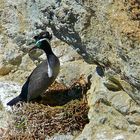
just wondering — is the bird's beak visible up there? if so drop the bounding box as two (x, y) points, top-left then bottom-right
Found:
(29, 46), (37, 52)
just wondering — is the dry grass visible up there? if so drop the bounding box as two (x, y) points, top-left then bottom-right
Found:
(1, 75), (90, 139)
(2, 100), (89, 139)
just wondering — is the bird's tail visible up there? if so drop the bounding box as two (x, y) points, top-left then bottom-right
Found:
(7, 96), (22, 106)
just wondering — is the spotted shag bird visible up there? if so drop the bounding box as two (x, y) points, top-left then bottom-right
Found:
(7, 31), (60, 106)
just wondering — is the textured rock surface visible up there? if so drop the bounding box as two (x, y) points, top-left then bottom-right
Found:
(0, 0), (140, 139)
(0, 81), (21, 109)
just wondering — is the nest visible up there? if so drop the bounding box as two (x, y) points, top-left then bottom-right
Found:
(1, 75), (91, 139)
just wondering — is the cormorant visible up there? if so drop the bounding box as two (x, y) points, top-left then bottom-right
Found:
(7, 31), (60, 106)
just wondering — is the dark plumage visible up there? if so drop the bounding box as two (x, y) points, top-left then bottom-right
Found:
(7, 31), (60, 106)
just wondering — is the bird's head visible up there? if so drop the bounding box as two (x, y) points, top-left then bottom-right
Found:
(30, 31), (52, 51)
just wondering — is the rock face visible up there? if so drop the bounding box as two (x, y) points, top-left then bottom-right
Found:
(0, 0), (140, 139)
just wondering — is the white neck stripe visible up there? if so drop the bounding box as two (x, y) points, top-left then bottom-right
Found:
(48, 62), (53, 78)
(35, 38), (50, 46)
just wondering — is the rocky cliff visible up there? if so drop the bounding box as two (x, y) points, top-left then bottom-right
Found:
(0, 0), (140, 139)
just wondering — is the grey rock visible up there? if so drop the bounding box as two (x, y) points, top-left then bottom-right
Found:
(0, 81), (21, 110)
(45, 134), (74, 140)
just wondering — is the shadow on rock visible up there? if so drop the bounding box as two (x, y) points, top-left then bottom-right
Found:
(32, 75), (91, 106)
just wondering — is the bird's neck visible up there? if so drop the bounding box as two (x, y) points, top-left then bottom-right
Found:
(42, 41), (54, 55)
(42, 42), (56, 78)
